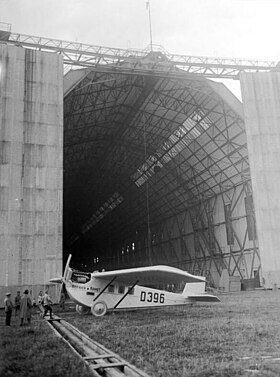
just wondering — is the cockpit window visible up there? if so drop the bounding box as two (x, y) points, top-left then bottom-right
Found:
(118, 286), (125, 294)
(128, 287), (134, 295)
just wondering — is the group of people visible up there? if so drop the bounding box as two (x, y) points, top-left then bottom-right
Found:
(4, 289), (54, 326)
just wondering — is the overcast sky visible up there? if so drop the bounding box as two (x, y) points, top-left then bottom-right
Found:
(1, 0), (280, 98)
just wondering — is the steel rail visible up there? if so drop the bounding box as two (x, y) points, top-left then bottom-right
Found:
(44, 315), (151, 377)
(0, 29), (279, 78)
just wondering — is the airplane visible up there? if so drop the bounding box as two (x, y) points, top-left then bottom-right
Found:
(50, 254), (220, 317)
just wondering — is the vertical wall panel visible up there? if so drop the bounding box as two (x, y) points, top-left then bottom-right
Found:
(241, 72), (280, 288)
(0, 45), (63, 301)
(102, 182), (259, 289)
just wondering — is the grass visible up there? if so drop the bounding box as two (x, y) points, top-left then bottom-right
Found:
(62, 290), (280, 377)
(0, 310), (93, 377)
(1, 290), (280, 376)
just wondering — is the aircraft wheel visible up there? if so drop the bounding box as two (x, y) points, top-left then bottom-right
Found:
(91, 301), (107, 317)
(76, 304), (90, 315)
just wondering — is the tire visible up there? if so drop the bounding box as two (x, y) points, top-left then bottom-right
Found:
(75, 304), (90, 315)
(91, 301), (107, 317)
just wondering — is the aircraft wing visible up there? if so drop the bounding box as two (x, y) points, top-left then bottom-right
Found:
(92, 265), (205, 285)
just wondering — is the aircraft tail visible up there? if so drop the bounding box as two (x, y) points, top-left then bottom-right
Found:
(183, 281), (206, 296)
(182, 280), (220, 302)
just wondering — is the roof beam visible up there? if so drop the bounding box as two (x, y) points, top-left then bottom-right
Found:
(0, 29), (279, 79)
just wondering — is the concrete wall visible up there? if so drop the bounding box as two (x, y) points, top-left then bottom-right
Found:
(0, 45), (63, 303)
(240, 72), (280, 289)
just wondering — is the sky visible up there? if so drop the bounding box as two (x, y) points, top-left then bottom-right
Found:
(1, 0), (280, 99)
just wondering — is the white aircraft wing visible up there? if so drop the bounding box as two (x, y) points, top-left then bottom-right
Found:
(92, 265), (205, 285)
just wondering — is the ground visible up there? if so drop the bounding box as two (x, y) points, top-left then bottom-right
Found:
(1, 290), (280, 376)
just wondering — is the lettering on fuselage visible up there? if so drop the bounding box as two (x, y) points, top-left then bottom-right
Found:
(90, 287), (100, 292)
(140, 291), (165, 304)
(71, 283), (86, 290)
(70, 282), (100, 291)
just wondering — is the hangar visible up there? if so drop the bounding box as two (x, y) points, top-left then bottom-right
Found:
(1, 23), (280, 301)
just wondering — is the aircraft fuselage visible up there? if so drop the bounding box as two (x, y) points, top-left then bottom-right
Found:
(66, 276), (193, 315)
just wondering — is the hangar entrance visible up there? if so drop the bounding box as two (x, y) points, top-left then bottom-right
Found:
(2, 25), (280, 298)
(63, 52), (258, 290)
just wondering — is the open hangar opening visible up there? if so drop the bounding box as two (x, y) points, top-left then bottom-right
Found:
(64, 53), (257, 291)
(1, 27), (280, 301)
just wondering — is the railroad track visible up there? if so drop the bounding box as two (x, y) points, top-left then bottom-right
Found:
(44, 315), (151, 377)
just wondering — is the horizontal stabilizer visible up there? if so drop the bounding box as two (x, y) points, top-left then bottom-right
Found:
(188, 294), (220, 302)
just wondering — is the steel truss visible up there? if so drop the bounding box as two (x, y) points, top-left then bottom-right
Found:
(0, 26), (279, 78)
(64, 66), (259, 287)
(64, 70), (248, 243)
(97, 181), (259, 289)
(0, 24), (261, 286)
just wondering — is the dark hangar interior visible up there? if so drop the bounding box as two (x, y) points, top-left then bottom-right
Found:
(63, 51), (247, 275)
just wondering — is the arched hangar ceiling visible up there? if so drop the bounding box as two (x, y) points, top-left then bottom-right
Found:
(63, 52), (247, 260)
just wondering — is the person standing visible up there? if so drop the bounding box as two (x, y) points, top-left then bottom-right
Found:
(20, 289), (32, 326)
(42, 290), (53, 319)
(4, 292), (13, 326)
(14, 291), (21, 317)
(37, 290), (44, 309)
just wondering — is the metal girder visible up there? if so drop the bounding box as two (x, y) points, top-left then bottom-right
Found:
(0, 28), (279, 79)
(96, 181), (260, 287)
(64, 69), (250, 246)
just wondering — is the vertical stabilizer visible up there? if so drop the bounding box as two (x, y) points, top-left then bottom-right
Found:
(182, 279), (220, 302)
(182, 281), (206, 297)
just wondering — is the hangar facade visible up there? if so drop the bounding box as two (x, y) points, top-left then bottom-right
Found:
(1, 25), (280, 301)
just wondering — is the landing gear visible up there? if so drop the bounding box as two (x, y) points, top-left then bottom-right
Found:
(75, 304), (90, 315)
(91, 301), (107, 317)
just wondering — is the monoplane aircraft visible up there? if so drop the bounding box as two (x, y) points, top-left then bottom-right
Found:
(50, 255), (220, 317)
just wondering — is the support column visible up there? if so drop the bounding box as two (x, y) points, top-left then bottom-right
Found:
(0, 45), (63, 302)
(240, 72), (280, 288)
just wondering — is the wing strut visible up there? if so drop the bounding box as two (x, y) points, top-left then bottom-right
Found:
(114, 280), (139, 309)
(93, 276), (116, 302)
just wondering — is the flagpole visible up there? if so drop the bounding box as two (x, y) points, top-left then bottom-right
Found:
(146, 0), (153, 51)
